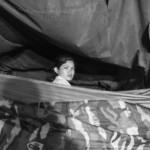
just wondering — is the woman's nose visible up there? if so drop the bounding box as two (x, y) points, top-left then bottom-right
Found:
(68, 69), (73, 74)
(68, 69), (72, 73)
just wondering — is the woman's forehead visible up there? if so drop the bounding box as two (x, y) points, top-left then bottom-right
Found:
(62, 60), (75, 67)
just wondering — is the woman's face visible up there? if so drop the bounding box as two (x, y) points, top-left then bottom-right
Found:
(55, 60), (75, 81)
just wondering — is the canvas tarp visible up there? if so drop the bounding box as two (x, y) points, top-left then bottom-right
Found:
(0, 74), (150, 150)
(0, 0), (150, 71)
(0, 0), (150, 150)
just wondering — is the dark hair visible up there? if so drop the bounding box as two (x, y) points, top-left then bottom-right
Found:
(54, 55), (75, 68)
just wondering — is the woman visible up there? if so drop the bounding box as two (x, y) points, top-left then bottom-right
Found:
(52, 55), (75, 86)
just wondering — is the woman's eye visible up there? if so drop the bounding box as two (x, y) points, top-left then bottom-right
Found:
(64, 66), (68, 69)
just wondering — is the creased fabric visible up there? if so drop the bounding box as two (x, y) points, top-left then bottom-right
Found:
(1, 97), (150, 150)
(0, 0), (150, 69)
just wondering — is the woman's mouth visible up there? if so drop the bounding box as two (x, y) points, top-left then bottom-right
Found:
(67, 75), (72, 78)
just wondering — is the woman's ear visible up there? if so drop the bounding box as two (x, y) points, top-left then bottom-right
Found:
(54, 67), (58, 74)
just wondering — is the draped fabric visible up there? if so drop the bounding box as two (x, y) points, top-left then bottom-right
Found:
(1, 96), (150, 150)
(0, 74), (150, 150)
(0, 1), (150, 149)
(0, 0), (150, 70)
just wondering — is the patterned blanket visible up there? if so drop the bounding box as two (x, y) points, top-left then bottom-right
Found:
(0, 97), (150, 150)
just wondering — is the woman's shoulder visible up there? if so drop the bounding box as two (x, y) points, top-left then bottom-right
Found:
(52, 76), (71, 86)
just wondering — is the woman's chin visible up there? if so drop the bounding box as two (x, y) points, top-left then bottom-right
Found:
(67, 78), (72, 81)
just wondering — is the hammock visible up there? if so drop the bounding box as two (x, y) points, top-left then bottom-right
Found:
(0, 74), (150, 150)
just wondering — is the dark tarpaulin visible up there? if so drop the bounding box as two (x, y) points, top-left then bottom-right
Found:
(0, 0), (150, 70)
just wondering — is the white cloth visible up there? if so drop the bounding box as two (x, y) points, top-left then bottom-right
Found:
(52, 76), (71, 86)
